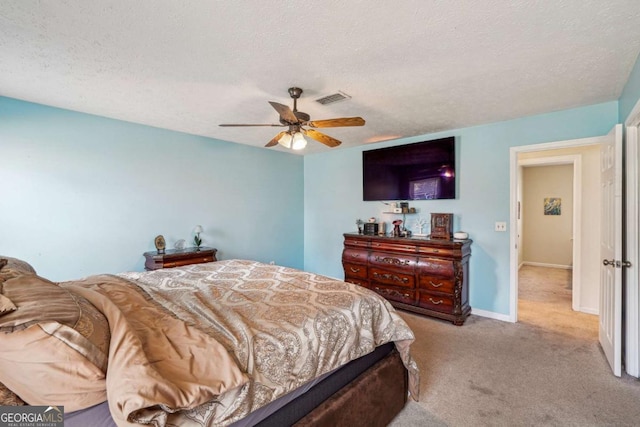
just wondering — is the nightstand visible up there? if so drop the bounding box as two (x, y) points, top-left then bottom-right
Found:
(143, 247), (217, 270)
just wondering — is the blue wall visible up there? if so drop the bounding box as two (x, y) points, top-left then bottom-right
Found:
(5, 70), (639, 317)
(0, 97), (304, 281)
(303, 101), (618, 316)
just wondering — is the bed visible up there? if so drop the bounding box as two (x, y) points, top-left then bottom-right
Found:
(0, 256), (419, 426)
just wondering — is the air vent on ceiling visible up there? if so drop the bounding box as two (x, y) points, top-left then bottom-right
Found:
(315, 91), (351, 105)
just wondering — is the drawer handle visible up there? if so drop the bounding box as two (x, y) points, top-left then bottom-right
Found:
(373, 272), (408, 284)
(429, 298), (444, 305)
(429, 281), (444, 288)
(350, 267), (361, 273)
(432, 249), (440, 253)
(374, 287), (411, 298)
(375, 256), (410, 266)
(351, 253), (361, 258)
(374, 243), (380, 247)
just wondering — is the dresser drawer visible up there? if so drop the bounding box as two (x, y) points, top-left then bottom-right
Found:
(370, 251), (417, 269)
(370, 284), (416, 305)
(370, 241), (416, 253)
(418, 292), (454, 314)
(343, 262), (368, 279)
(416, 246), (456, 257)
(345, 277), (369, 288)
(417, 257), (455, 277)
(344, 237), (370, 248)
(342, 248), (368, 264)
(418, 275), (455, 294)
(163, 255), (214, 268)
(370, 267), (415, 288)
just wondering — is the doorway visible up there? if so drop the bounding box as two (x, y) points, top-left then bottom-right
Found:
(518, 156), (580, 312)
(509, 136), (605, 323)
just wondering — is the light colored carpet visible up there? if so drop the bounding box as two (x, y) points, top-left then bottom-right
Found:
(389, 266), (640, 426)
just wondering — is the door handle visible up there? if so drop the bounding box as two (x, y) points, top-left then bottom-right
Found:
(603, 259), (615, 266)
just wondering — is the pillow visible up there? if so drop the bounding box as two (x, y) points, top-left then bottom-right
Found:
(0, 256), (37, 284)
(0, 274), (111, 411)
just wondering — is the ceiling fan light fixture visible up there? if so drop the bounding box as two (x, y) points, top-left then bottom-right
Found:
(219, 87), (364, 150)
(278, 132), (292, 148)
(292, 132), (307, 150)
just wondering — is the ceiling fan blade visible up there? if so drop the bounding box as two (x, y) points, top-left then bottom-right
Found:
(269, 101), (299, 123)
(265, 131), (287, 147)
(219, 123), (284, 127)
(303, 129), (342, 148)
(306, 117), (365, 128)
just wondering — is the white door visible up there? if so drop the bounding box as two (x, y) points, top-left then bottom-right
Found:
(599, 123), (623, 377)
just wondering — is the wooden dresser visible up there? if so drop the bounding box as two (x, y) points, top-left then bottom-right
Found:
(144, 246), (217, 270)
(342, 233), (472, 325)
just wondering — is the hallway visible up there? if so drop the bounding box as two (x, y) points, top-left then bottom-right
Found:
(518, 265), (598, 340)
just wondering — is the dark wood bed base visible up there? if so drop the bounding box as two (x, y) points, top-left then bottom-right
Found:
(257, 342), (409, 427)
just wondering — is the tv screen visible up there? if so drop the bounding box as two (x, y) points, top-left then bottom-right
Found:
(362, 137), (455, 201)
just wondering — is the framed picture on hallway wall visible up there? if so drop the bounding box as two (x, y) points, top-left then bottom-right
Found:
(543, 197), (561, 215)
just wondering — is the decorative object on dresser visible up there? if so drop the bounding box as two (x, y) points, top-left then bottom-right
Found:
(144, 246), (217, 270)
(430, 213), (453, 240)
(364, 221), (379, 236)
(454, 231), (469, 240)
(414, 217), (428, 236)
(378, 221), (387, 236)
(342, 233), (472, 325)
(392, 219), (403, 237)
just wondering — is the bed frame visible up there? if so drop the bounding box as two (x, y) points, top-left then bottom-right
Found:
(257, 343), (408, 426)
(65, 343), (409, 427)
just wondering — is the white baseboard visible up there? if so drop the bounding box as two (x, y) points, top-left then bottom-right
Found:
(579, 306), (599, 315)
(522, 261), (572, 270)
(472, 308), (514, 323)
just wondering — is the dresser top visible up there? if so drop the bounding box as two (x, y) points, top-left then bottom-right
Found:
(343, 233), (472, 248)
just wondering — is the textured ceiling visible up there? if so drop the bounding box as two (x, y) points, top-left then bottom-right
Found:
(1, 1), (640, 154)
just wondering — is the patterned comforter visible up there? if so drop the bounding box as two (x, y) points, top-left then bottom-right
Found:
(67, 259), (419, 426)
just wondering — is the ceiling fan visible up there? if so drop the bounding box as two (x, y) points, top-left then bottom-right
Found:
(219, 87), (365, 150)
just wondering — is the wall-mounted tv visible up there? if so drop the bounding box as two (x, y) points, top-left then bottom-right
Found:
(362, 136), (455, 201)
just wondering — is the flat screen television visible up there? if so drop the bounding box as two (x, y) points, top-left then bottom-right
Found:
(362, 136), (455, 201)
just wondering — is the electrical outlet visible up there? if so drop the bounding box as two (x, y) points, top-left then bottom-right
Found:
(495, 222), (507, 232)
